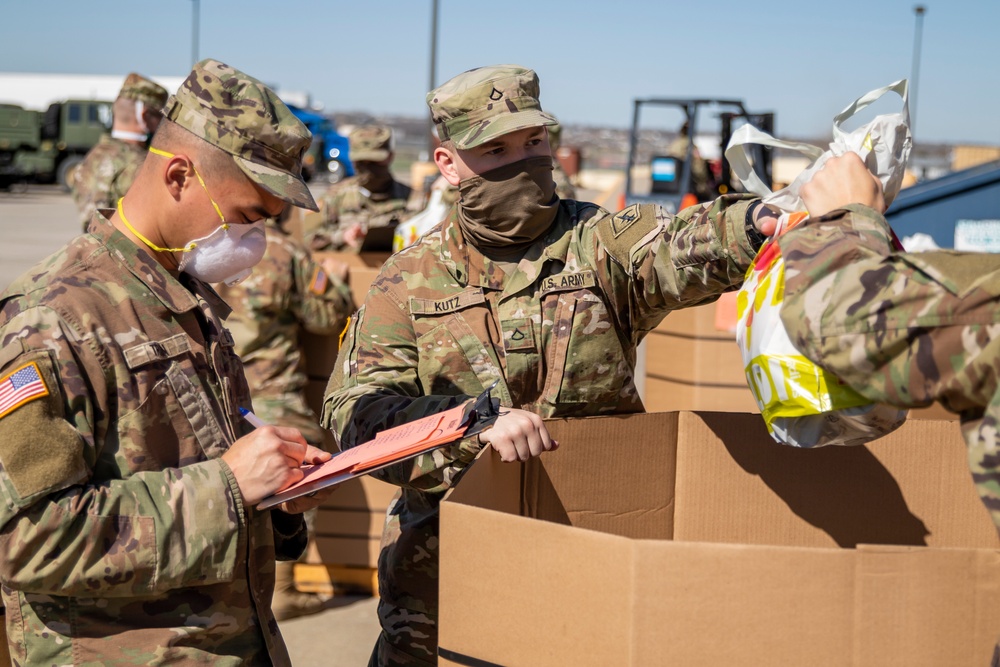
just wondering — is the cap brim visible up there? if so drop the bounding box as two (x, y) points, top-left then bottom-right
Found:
(351, 149), (391, 162)
(454, 109), (557, 150)
(235, 157), (319, 212)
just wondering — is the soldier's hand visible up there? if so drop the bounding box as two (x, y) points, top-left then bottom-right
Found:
(276, 484), (338, 514)
(321, 257), (350, 283)
(222, 426), (332, 506)
(753, 203), (780, 237)
(343, 223), (365, 249)
(801, 153), (885, 217)
(478, 409), (558, 463)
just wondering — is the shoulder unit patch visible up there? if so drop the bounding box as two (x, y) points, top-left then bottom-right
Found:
(610, 204), (641, 238)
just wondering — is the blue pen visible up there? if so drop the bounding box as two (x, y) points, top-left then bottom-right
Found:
(239, 407), (267, 429)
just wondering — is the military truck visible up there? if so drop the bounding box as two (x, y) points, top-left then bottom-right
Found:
(0, 99), (112, 190)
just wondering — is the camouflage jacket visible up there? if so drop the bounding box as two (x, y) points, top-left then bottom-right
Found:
(777, 204), (1000, 533)
(0, 213), (306, 666)
(322, 195), (758, 619)
(307, 176), (420, 251)
(70, 135), (146, 231)
(214, 221), (354, 444)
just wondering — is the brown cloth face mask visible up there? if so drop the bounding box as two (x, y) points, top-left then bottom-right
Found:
(457, 155), (559, 254)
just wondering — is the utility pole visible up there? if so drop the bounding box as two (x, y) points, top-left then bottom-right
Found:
(427, 0), (439, 159)
(192, 0), (200, 66)
(910, 5), (927, 135)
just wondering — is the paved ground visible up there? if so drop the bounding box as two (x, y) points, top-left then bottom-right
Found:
(0, 185), (382, 666)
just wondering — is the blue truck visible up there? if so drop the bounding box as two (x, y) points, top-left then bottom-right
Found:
(287, 104), (353, 183)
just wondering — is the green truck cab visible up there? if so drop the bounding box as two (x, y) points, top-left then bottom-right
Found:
(0, 99), (112, 189)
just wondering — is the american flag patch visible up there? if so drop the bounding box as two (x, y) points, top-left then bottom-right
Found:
(0, 361), (50, 419)
(309, 266), (329, 295)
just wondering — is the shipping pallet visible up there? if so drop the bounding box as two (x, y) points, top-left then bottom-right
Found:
(294, 563), (378, 597)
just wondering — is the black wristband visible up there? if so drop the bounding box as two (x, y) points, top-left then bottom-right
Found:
(745, 200), (769, 252)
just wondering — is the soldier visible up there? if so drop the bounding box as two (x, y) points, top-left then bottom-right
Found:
(322, 64), (777, 666)
(547, 118), (577, 200)
(775, 152), (1000, 666)
(214, 208), (355, 621)
(0, 59), (335, 666)
(307, 125), (421, 251)
(778, 153), (1000, 527)
(667, 120), (714, 202)
(70, 72), (168, 231)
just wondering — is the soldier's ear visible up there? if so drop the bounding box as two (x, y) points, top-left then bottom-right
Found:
(161, 155), (196, 201)
(434, 145), (461, 187)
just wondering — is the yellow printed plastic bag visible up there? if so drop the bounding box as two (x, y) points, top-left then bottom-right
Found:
(736, 219), (907, 447)
(728, 81), (913, 447)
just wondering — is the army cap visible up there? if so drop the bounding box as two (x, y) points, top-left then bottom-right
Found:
(350, 125), (393, 162)
(162, 58), (318, 211)
(427, 65), (557, 150)
(118, 73), (169, 111)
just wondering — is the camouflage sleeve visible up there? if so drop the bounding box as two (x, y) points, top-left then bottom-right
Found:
(594, 194), (759, 336)
(306, 190), (346, 251)
(291, 249), (355, 335)
(778, 204), (1000, 414)
(777, 206), (1000, 530)
(320, 282), (484, 494)
(0, 305), (247, 598)
(70, 162), (97, 231)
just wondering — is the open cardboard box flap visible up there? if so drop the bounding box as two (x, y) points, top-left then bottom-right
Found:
(439, 411), (1000, 666)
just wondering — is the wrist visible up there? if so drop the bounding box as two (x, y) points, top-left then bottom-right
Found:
(744, 200), (768, 252)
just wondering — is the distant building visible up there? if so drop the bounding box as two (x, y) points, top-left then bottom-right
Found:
(0, 72), (306, 113)
(0, 73), (186, 109)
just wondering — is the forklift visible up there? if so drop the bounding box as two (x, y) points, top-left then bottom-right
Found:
(624, 98), (775, 213)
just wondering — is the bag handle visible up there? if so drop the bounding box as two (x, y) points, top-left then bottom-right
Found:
(832, 79), (909, 143)
(724, 124), (823, 199)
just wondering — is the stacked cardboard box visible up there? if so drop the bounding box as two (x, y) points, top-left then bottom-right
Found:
(643, 293), (757, 413)
(439, 412), (1000, 666)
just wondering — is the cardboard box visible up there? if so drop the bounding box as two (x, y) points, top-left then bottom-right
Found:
(644, 376), (759, 413)
(309, 475), (397, 568)
(313, 250), (387, 308)
(439, 412), (1000, 666)
(643, 295), (754, 413)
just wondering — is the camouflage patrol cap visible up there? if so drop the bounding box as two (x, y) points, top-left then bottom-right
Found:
(118, 73), (169, 111)
(162, 58), (318, 211)
(427, 65), (556, 150)
(349, 125), (393, 162)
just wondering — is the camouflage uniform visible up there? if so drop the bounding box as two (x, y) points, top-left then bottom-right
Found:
(307, 125), (421, 251)
(777, 204), (1000, 532)
(214, 218), (354, 444)
(0, 59), (318, 666)
(70, 73), (168, 231)
(322, 65), (764, 666)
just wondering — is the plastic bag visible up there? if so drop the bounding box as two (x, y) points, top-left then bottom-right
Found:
(393, 187), (452, 252)
(727, 81), (912, 447)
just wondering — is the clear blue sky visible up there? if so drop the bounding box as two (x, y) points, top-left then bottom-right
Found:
(3, 0), (997, 145)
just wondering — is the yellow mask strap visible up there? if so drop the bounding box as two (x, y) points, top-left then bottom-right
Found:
(117, 197), (193, 253)
(149, 147), (228, 226)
